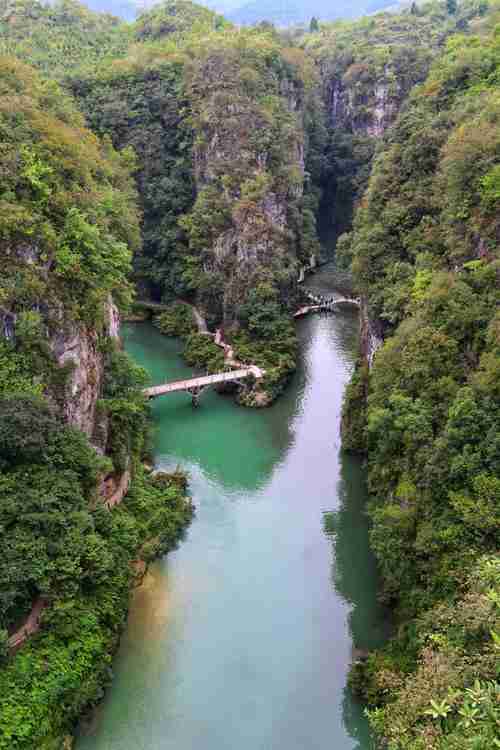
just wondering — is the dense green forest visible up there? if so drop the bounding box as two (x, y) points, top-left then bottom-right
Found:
(300, 0), (487, 246)
(70, 1), (321, 401)
(0, 0), (498, 747)
(342, 5), (500, 748)
(0, 47), (192, 750)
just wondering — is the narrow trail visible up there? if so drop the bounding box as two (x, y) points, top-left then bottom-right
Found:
(9, 469), (132, 652)
(103, 470), (131, 510)
(8, 597), (47, 651)
(185, 303), (209, 334)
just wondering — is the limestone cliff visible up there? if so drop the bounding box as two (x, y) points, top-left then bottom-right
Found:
(50, 297), (120, 441)
(359, 300), (383, 370)
(1, 289), (120, 446)
(324, 68), (402, 138)
(183, 38), (312, 329)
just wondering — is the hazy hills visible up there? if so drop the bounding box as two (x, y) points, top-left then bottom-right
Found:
(65, 0), (399, 24)
(227, 0), (396, 26)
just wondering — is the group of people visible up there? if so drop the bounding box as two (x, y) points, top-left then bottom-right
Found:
(310, 294), (336, 307)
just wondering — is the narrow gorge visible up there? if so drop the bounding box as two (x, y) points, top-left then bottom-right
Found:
(0, 1), (498, 749)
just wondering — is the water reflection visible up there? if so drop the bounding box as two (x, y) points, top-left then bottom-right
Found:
(78, 270), (385, 750)
(324, 452), (389, 653)
(323, 451), (390, 749)
(124, 323), (293, 492)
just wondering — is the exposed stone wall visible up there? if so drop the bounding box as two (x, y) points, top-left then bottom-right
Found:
(188, 52), (308, 328)
(50, 297), (119, 439)
(359, 299), (383, 369)
(324, 69), (402, 138)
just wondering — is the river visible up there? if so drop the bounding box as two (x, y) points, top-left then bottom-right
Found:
(77, 266), (388, 750)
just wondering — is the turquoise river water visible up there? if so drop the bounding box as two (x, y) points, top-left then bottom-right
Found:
(77, 266), (388, 750)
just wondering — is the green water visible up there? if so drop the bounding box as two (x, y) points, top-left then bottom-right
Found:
(77, 267), (388, 750)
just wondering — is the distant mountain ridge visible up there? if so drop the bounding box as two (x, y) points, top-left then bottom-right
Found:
(49, 0), (400, 24)
(228, 0), (396, 26)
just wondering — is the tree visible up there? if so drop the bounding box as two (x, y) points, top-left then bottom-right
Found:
(446, 0), (457, 14)
(309, 16), (319, 32)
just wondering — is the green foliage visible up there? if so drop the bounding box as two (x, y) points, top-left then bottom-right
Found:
(363, 556), (500, 750)
(0, 0), (131, 80)
(99, 345), (150, 472)
(154, 302), (197, 337)
(73, 54), (195, 302)
(0, 464), (192, 750)
(0, 338), (191, 748)
(183, 333), (225, 372)
(0, 82), (187, 732)
(133, 0), (227, 42)
(233, 283), (298, 401)
(309, 16), (319, 32)
(340, 360), (368, 452)
(343, 10), (500, 748)
(1, 2), (316, 405)
(0, 56), (139, 328)
(0, 340), (43, 398)
(0, 396), (61, 469)
(301, 1), (480, 250)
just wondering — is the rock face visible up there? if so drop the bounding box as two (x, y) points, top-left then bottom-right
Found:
(359, 299), (383, 369)
(50, 298), (120, 439)
(186, 46), (309, 328)
(0, 259), (119, 444)
(324, 67), (403, 138)
(1, 236), (122, 442)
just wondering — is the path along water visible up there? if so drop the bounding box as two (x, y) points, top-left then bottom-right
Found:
(77, 265), (389, 750)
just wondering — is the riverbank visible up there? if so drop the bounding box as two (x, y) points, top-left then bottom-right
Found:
(152, 299), (296, 406)
(76, 264), (389, 750)
(0, 457), (193, 750)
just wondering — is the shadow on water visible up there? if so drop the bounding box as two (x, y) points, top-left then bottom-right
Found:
(325, 452), (390, 653)
(124, 322), (298, 492)
(324, 452), (392, 750)
(77, 271), (388, 750)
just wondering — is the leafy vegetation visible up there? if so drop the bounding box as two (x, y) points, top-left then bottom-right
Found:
(232, 282), (298, 402)
(73, 12), (315, 400)
(134, 0), (227, 40)
(0, 0), (131, 81)
(341, 5), (500, 746)
(300, 0), (486, 249)
(0, 1), (499, 747)
(183, 332), (225, 371)
(0, 55), (139, 329)
(0, 0), (321, 401)
(0, 49), (192, 750)
(155, 302), (197, 337)
(0, 455), (192, 750)
(0, 332), (194, 750)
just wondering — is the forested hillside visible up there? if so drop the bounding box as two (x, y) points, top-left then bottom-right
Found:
(0, 49), (192, 750)
(0, 0), (131, 79)
(301, 0), (483, 246)
(69, 2), (320, 402)
(342, 5), (500, 747)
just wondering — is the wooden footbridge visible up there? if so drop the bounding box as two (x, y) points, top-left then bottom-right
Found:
(294, 293), (360, 318)
(142, 291), (358, 405)
(143, 365), (264, 405)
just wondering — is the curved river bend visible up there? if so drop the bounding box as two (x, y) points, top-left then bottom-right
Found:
(77, 267), (388, 750)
